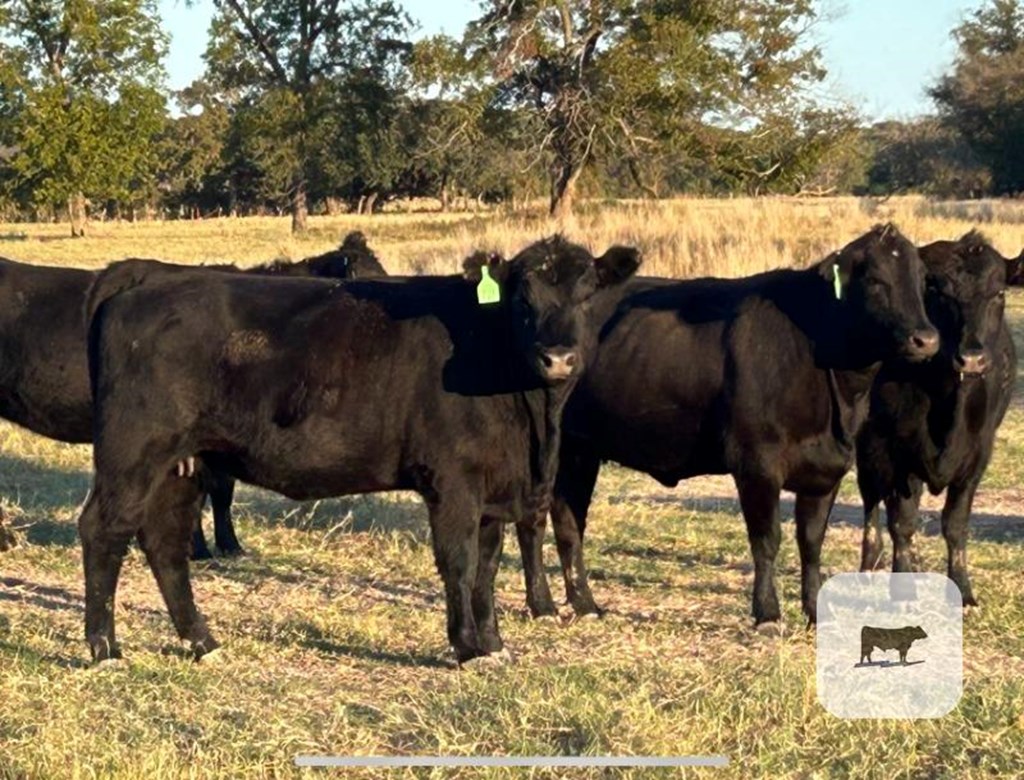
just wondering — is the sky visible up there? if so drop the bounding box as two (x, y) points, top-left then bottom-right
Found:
(158, 0), (982, 121)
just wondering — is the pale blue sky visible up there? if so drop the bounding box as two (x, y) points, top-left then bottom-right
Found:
(158, 0), (982, 120)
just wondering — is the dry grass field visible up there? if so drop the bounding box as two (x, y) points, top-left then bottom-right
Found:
(1, 197), (1024, 778)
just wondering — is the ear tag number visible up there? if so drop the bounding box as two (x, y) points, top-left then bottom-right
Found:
(833, 263), (844, 300)
(477, 265), (501, 305)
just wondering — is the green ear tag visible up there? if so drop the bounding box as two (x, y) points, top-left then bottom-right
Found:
(833, 264), (843, 300)
(477, 265), (501, 305)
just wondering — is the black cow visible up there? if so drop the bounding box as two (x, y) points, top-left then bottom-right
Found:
(79, 237), (639, 665)
(859, 625), (927, 665)
(0, 232), (384, 557)
(516, 224), (938, 628)
(857, 232), (1016, 606)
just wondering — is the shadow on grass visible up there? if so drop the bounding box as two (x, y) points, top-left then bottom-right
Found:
(0, 453), (91, 548)
(0, 639), (90, 670)
(233, 486), (428, 541)
(610, 491), (1024, 544)
(0, 577), (82, 613)
(282, 619), (451, 669)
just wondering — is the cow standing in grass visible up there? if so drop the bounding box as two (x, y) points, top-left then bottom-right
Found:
(858, 232), (1016, 606)
(78, 237), (639, 665)
(0, 232), (385, 557)
(517, 225), (939, 629)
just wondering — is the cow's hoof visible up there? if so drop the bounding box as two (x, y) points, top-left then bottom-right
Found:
(755, 620), (784, 637)
(963, 603), (981, 616)
(463, 648), (514, 670)
(534, 613), (559, 623)
(218, 546), (245, 558)
(198, 647), (226, 665)
(191, 548), (214, 562)
(92, 657), (127, 671)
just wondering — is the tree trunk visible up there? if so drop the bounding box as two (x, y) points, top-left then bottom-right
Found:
(439, 172), (450, 212)
(68, 193), (87, 237)
(362, 192), (378, 215)
(550, 163), (582, 219)
(291, 175), (308, 233)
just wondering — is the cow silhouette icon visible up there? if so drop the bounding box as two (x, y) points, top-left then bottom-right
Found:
(858, 625), (928, 666)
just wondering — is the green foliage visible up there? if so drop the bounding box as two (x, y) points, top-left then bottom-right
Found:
(203, 0), (412, 225)
(862, 119), (990, 198)
(0, 0), (168, 225)
(931, 0), (1024, 194)
(458, 0), (832, 214)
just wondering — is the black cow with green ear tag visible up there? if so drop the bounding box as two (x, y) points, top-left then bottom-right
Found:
(513, 224), (940, 630)
(76, 234), (639, 667)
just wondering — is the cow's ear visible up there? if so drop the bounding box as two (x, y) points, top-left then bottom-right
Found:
(463, 251), (508, 284)
(594, 246), (641, 288)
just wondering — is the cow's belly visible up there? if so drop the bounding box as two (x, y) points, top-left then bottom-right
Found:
(780, 435), (854, 495)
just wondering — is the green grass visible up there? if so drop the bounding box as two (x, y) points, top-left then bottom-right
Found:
(1, 213), (1024, 778)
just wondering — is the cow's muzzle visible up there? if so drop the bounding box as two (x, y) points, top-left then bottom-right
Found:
(954, 348), (989, 378)
(902, 327), (940, 362)
(537, 347), (579, 382)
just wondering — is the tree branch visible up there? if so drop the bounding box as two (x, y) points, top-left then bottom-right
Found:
(223, 0), (289, 84)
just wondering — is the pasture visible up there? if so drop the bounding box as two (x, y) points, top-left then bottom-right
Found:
(1, 197), (1024, 778)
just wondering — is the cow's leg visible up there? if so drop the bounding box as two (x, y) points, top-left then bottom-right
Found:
(550, 444), (602, 617)
(516, 520), (557, 618)
(78, 486), (135, 662)
(795, 486), (839, 625)
(472, 517), (505, 654)
(735, 473), (783, 626)
(426, 489), (485, 664)
(942, 476), (981, 607)
(885, 477), (923, 573)
(190, 515), (215, 561)
(858, 470), (885, 571)
(139, 476), (218, 660)
(210, 472), (242, 556)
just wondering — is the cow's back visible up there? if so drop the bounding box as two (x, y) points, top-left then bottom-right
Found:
(566, 272), (855, 489)
(0, 258), (95, 442)
(91, 271), (543, 508)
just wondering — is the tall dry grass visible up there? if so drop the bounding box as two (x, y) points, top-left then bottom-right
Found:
(2, 196), (1023, 278)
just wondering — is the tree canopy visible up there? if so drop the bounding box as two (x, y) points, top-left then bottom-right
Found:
(0, 0), (1022, 229)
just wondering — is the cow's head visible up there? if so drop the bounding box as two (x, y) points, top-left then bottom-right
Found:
(824, 223), (939, 362)
(920, 231), (1007, 379)
(307, 231), (387, 279)
(910, 625), (928, 640)
(464, 236), (641, 383)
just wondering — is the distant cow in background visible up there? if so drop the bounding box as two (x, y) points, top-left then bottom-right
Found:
(518, 224), (938, 628)
(858, 231), (1016, 606)
(0, 232), (384, 557)
(859, 625), (928, 665)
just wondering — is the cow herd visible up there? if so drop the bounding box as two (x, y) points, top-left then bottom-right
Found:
(0, 223), (1018, 666)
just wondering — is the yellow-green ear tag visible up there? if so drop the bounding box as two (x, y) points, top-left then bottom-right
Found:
(833, 264), (843, 300)
(477, 265), (501, 305)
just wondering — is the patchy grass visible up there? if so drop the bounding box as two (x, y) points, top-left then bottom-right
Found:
(0, 201), (1023, 778)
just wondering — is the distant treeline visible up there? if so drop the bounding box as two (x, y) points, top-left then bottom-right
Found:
(1, 0), (1023, 234)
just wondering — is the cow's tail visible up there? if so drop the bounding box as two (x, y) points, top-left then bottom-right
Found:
(84, 259), (155, 396)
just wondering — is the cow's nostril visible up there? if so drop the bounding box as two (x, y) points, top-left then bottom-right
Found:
(910, 329), (939, 355)
(564, 352), (577, 367)
(540, 352), (554, 367)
